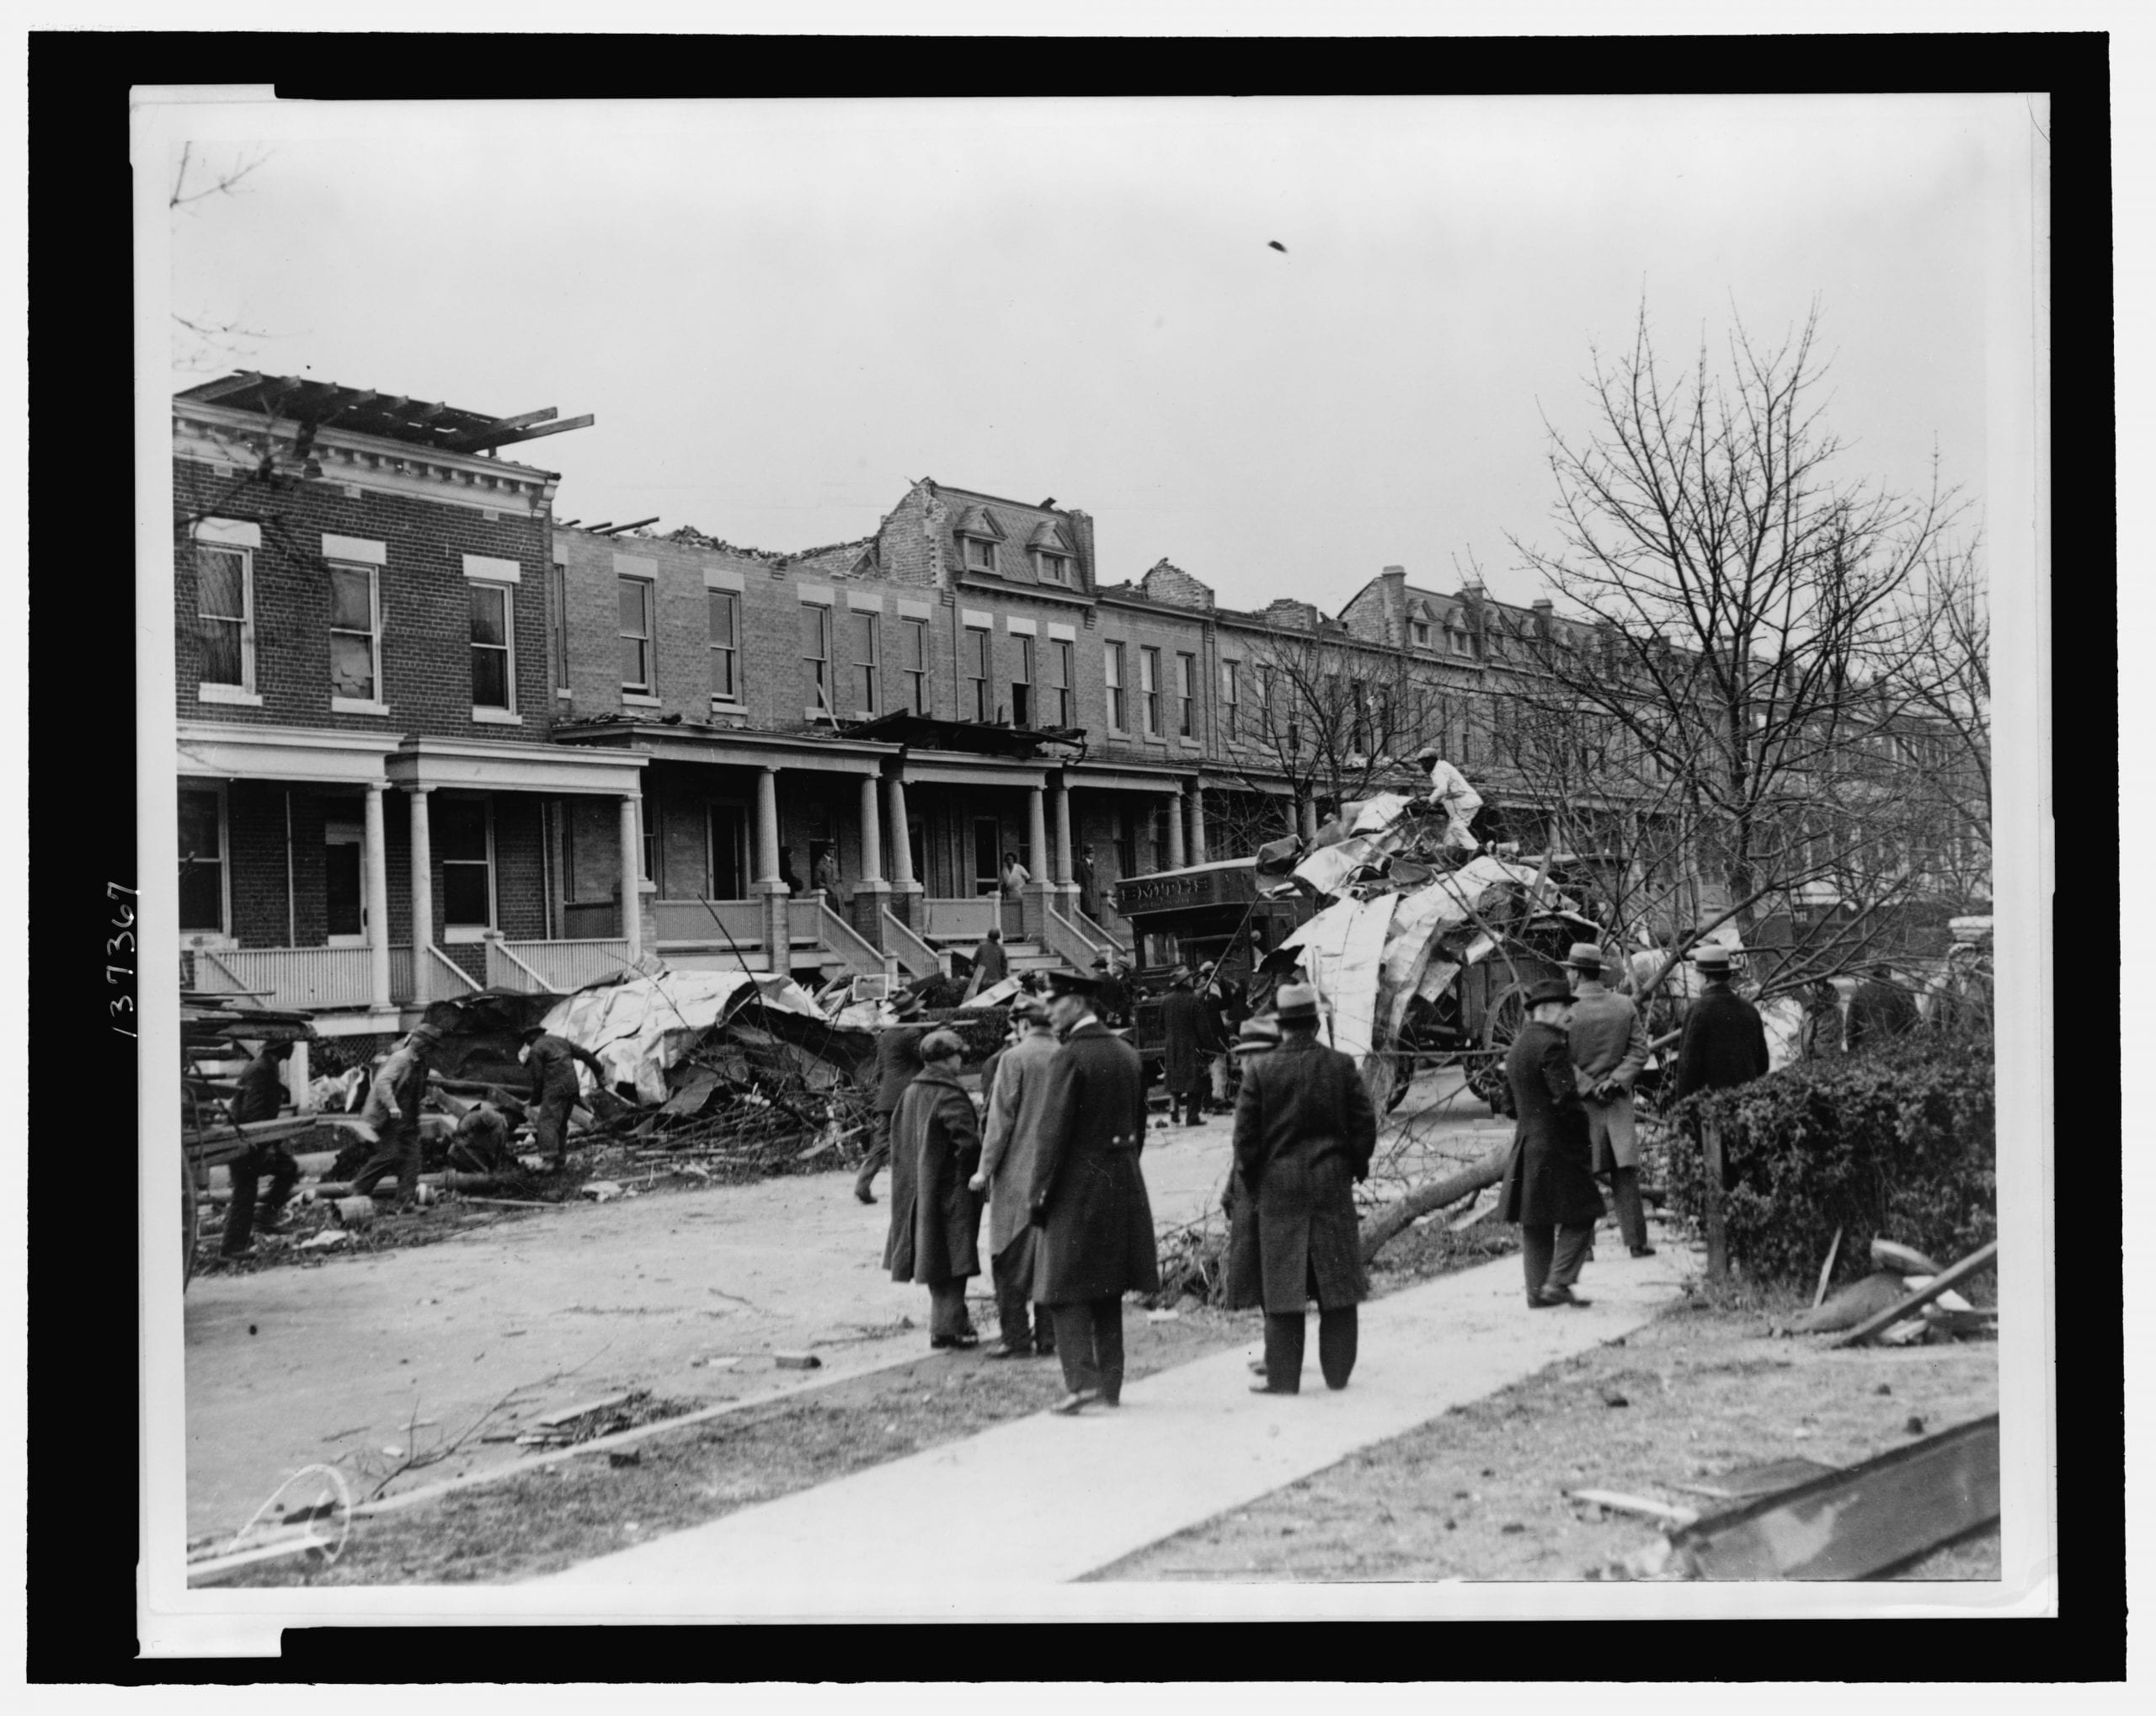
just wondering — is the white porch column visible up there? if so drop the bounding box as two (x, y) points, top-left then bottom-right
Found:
(1027, 787), (1049, 882)
(886, 775), (915, 890)
(858, 775), (884, 883)
(755, 768), (784, 887)
(1299, 795), (1320, 844)
(618, 794), (644, 959)
(1187, 780), (1209, 866)
(408, 785), (435, 961)
(363, 780), (392, 1010)
(1052, 780), (1073, 886)
(1165, 791), (1187, 870)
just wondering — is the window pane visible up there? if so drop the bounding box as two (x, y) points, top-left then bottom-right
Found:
(852, 612), (877, 664)
(434, 797), (488, 862)
(200, 619), (243, 685)
(802, 605), (829, 658)
(707, 591), (735, 647)
(442, 865), (490, 927)
(470, 584), (507, 646)
(179, 861), (225, 934)
(622, 637), (647, 686)
(619, 579), (647, 635)
(856, 665), (875, 710)
(178, 790), (222, 861)
(197, 549), (244, 620)
(329, 563), (372, 631)
(903, 620), (925, 669)
(472, 646), (508, 708)
(331, 632), (376, 700)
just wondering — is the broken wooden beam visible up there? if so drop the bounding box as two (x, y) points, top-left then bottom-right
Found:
(1567, 1489), (1700, 1527)
(1667, 1414), (1999, 1580)
(1833, 1239), (1998, 1348)
(449, 413), (595, 454)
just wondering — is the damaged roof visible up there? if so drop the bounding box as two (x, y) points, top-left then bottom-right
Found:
(175, 372), (593, 461)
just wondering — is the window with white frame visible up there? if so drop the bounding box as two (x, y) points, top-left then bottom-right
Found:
(1048, 637), (1073, 727)
(177, 785), (227, 936)
(196, 541), (254, 691)
(1176, 651), (1197, 739)
(900, 616), (930, 715)
(1104, 641), (1128, 731)
(550, 562), (571, 690)
(708, 589), (741, 704)
(1139, 647), (1162, 737)
(1035, 549), (1070, 584)
(619, 577), (655, 691)
(963, 626), (991, 721)
(964, 536), (998, 573)
(435, 797), (494, 938)
(1220, 658), (1240, 739)
(1411, 619), (1432, 647)
(469, 583), (515, 711)
(850, 610), (879, 715)
(328, 559), (382, 703)
(802, 604), (835, 714)
(1011, 634), (1034, 727)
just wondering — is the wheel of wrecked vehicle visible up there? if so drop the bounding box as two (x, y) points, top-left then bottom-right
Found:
(181, 1151), (199, 1291)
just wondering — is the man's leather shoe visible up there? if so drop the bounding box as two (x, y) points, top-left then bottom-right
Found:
(853, 1186), (877, 1205)
(1630, 1245), (1657, 1258)
(1247, 1358), (1269, 1375)
(930, 1332), (980, 1350)
(981, 1342), (1028, 1360)
(1535, 1285), (1589, 1308)
(1049, 1389), (1101, 1415)
(1250, 1382), (1298, 1394)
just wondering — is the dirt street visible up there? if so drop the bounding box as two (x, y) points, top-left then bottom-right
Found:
(183, 1103), (1273, 1541)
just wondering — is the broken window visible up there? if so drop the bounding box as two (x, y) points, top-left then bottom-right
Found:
(708, 589), (740, 704)
(178, 785), (226, 935)
(469, 583), (513, 711)
(329, 560), (381, 703)
(619, 578), (654, 692)
(197, 546), (252, 689)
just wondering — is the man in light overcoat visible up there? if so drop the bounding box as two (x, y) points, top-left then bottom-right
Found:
(1565, 942), (1654, 1257)
(971, 993), (1061, 1359)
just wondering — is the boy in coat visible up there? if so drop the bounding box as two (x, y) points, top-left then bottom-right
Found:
(1232, 984), (1379, 1393)
(971, 993), (1061, 1358)
(1028, 970), (1159, 1414)
(883, 1030), (985, 1349)
(1501, 979), (1607, 1308)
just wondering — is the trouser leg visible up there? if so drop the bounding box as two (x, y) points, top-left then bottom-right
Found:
(1317, 1306), (1358, 1390)
(855, 1112), (894, 1196)
(221, 1148), (260, 1253)
(992, 1244), (1033, 1349)
(1032, 1298), (1055, 1355)
(928, 1280), (969, 1342)
(1520, 1223), (1555, 1304)
(1609, 1165), (1647, 1250)
(1548, 1223), (1595, 1289)
(1091, 1297), (1126, 1403)
(349, 1120), (410, 1199)
(1209, 1054), (1230, 1106)
(1049, 1303), (1100, 1396)
(1261, 1311), (1305, 1393)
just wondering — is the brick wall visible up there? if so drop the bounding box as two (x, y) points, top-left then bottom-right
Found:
(1139, 558), (1214, 610)
(173, 456), (551, 738)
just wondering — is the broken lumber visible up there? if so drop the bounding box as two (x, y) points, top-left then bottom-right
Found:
(1667, 1414), (1999, 1580)
(1358, 1141), (1512, 1262)
(1567, 1489), (1700, 1527)
(1833, 1239), (1998, 1348)
(1812, 1226), (1843, 1311)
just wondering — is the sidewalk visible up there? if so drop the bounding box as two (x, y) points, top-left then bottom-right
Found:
(527, 1235), (1694, 1607)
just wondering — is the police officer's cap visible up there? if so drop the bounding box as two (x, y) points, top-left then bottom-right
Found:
(1043, 968), (1100, 999)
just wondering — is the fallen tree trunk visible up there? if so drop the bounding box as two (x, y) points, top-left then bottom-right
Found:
(1358, 1141), (1511, 1263)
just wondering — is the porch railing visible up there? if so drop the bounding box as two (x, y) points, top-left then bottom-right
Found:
(188, 945), (376, 1010)
(1039, 904), (1107, 975)
(653, 898), (764, 949)
(922, 896), (999, 941)
(488, 937), (636, 994)
(881, 909), (941, 981)
(424, 943), (484, 1002)
(801, 901), (886, 979)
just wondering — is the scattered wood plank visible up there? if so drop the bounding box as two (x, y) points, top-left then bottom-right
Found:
(1668, 1458), (1839, 1502)
(1812, 1226), (1843, 1311)
(1567, 1489), (1700, 1527)
(1667, 1414), (1999, 1580)
(535, 1392), (633, 1429)
(1833, 1240), (1999, 1348)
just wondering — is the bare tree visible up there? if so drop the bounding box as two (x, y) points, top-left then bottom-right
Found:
(1503, 304), (1976, 999)
(170, 142), (274, 376)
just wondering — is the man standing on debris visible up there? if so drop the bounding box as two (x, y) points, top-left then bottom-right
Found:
(1845, 963), (1919, 1053)
(1413, 745), (1483, 851)
(1029, 969), (1159, 1414)
(221, 1040), (300, 1255)
(1233, 983), (1379, 1393)
(883, 1029), (985, 1349)
(971, 993), (1061, 1360)
(521, 1025), (610, 1171)
(1500, 978), (1607, 1308)
(963, 925), (1009, 999)
(1673, 946), (1771, 1102)
(350, 1023), (443, 1206)
(1565, 943), (1655, 1259)
(854, 989), (931, 1204)
(1160, 966), (1209, 1127)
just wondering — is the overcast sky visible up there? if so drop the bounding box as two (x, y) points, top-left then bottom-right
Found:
(166, 94), (2023, 613)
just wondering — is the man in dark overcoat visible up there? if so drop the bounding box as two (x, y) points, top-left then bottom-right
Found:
(221, 1040), (299, 1255)
(1231, 984), (1379, 1392)
(1844, 963), (1919, 1053)
(1028, 969), (1159, 1415)
(853, 989), (930, 1204)
(521, 1025), (610, 1170)
(1671, 946), (1771, 1101)
(1500, 978), (1607, 1308)
(883, 1030), (985, 1349)
(1160, 967), (1208, 1126)
(1221, 1016), (1280, 1340)
(972, 993), (1061, 1359)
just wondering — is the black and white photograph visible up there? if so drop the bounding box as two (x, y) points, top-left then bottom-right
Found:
(127, 62), (2063, 1649)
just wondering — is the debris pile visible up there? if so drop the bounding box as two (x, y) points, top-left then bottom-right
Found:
(509, 1389), (697, 1450)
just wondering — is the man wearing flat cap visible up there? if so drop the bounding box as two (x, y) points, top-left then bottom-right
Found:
(1566, 942), (1655, 1257)
(1233, 983), (1379, 1392)
(854, 987), (931, 1204)
(1027, 969), (1159, 1413)
(884, 1029), (985, 1349)
(972, 992), (1061, 1359)
(1499, 978), (1607, 1308)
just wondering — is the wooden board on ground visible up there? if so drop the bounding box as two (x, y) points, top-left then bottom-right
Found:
(1667, 1414), (1999, 1580)
(1668, 1457), (1840, 1502)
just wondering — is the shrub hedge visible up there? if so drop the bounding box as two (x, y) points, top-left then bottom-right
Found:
(1663, 1030), (1995, 1292)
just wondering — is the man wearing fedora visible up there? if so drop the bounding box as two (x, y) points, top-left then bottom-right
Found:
(1028, 968), (1159, 1414)
(1672, 945), (1770, 1104)
(854, 987), (931, 1204)
(883, 1029), (985, 1350)
(1233, 983), (1379, 1392)
(1499, 978), (1607, 1308)
(1565, 941), (1655, 1258)
(972, 992), (1061, 1360)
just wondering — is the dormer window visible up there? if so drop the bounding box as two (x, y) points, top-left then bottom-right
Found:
(1410, 620), (1431, 647)
(965, 536), (998, 573)
(1035, 550), (1070, 584)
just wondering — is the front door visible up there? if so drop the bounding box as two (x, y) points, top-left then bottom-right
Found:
(325, 818), (365, 945)
(974, 816), (1001, 897)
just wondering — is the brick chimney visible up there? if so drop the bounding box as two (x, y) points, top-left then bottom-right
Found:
(1380, 565), (1406, 646)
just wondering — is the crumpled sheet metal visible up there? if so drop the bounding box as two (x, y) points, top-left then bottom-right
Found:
(961, 974), (1023, 1010)
(540, 970), (830, 1106)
